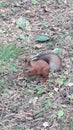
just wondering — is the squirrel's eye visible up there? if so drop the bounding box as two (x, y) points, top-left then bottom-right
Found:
(25, 68), (28, 71)
(28, 70), (31, 73)
(24, 67), (32, 73)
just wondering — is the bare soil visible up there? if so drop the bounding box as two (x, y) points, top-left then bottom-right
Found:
(0, 0), (73, 130)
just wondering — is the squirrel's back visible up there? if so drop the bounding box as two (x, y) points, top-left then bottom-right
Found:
(36, 53), (61, 71)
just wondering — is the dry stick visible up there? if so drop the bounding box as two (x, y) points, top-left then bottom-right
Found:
(68, 106), (73, 126)
(60, 92), (73, 105)
(0, 72), (9, 78)
(0, 103), (5, 120)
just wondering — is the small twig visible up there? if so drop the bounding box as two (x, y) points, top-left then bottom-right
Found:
(32, 110), (44, 119)
(0, 102), (5, 120)
(68, 107), (73, 126)
(60, 92), (73, 105)
(0, 72), (9, 78)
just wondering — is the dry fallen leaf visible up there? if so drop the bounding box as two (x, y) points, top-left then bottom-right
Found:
(11, 93), (20, 100)
(67, 82), (73, 87)
(54, 87), (59, 92)
(26, 109), (33, 116)
(18, 76), (24, 80)
(34, 44), (42, 49)
(16, 109), (26, 118)
(43, 121), (49, 127)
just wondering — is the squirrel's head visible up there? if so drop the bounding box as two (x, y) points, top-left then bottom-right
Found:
(24, 59), (32, 73)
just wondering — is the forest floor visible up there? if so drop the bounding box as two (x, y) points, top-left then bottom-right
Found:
(0, 0), (73, 130)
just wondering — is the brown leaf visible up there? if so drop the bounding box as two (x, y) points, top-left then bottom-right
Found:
(54, 87), (59, 92)
(34, 44), (42, 49)
(26, 109), (33, 116)
(16, 109), (26, 118)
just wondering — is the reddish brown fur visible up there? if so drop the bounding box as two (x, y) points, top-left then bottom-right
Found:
(24, 59), (50, 82)
(36, 53), (61, 71)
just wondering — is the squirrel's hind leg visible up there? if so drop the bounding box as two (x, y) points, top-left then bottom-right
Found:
(40, 77), (48, 82)
(40, 68), (49, 82)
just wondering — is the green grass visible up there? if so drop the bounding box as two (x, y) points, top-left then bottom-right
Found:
(0, 44), (25, 62)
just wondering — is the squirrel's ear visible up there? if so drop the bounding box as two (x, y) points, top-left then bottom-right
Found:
(25, 59), (28, 63)
(25, 59), (31, 65)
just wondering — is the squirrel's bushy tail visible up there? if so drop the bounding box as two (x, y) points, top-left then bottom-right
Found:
(35, 53), (61, 71)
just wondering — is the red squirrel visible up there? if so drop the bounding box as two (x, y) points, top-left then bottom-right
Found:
(24, 53), (61, 82)
(24, 59), (50, 82)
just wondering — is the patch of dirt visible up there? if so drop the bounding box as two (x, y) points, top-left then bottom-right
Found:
(0, 0), (73, 130)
